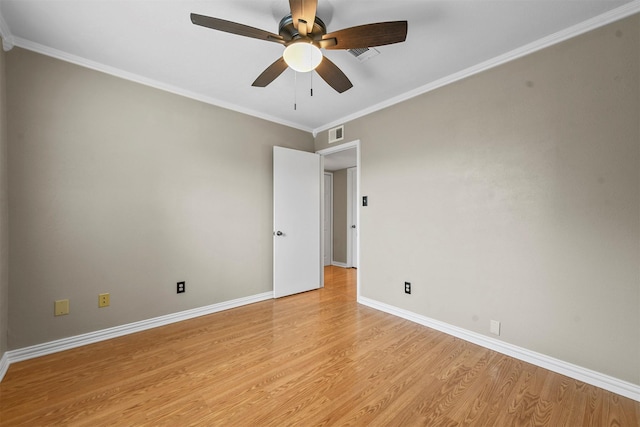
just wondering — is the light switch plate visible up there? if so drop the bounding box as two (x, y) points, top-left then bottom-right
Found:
(55, 299), (69, 316)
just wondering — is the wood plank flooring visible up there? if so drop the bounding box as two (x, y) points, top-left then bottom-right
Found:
(1, 266), (638, 425)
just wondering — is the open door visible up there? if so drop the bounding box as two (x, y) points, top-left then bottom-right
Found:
(273, 146), (321, 298)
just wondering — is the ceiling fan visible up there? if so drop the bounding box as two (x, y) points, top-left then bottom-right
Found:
(191, 0), (408, 93)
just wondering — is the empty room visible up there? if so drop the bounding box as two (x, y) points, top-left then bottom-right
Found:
(0, 0), (638, 425)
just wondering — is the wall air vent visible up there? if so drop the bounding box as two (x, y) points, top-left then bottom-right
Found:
(348, 47), (380, 62)
(328, 125), (344, 144)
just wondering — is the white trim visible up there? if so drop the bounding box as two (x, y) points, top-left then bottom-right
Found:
(0, 352), (8, 382)
(9, 37), (312, 133)
(316, 140), (360, 157)
(2, 291), (272, 371)
(4, 3), (637, 133)
(0, 12), (14, 51)
(5, 290), (637, 401)
(323, 172), (334, 268)
(346, 167), (358, 269)
(331, 261), (348, 268)
(313, 1), (640, 135)
(358, 296), (640, 402)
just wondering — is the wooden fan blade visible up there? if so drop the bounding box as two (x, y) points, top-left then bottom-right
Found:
(252, 57), (289, 87)
(318, 38), (337, 49)
(315, 57), (353, 93)
(289, 0), (317, 34)
(191, 13), (284, 44)
(322, 21), (407, 50)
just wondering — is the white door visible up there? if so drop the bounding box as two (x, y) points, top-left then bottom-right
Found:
(273, 146), (321, 298)
(347, 167), (358, 268)
(323, 173), (333, 266)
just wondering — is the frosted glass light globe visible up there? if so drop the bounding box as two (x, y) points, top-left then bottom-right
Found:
(283, 42), (323, 72)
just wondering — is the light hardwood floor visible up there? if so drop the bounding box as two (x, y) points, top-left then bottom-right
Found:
(1, 266), (638, 425)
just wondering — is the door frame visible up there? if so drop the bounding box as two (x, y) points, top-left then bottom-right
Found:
(317, 140), (361, 298)
(347, 167), (357, 269)
(323, 172), (333, 267)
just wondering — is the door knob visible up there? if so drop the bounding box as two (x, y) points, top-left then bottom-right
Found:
(351, 225), (356, 229)
(275, 231), (283, 236)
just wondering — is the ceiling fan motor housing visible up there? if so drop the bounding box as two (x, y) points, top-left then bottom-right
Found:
(278, 14), (327, 42)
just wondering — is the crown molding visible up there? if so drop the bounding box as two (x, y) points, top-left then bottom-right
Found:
(0, 12), (14, 51)
(10, 36), (313, 133)
(2, 2), (638, 136)
(313, 1), (640, 135)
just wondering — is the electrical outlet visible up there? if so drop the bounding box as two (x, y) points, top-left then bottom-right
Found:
(490, 320), (501, 336)
(54, 299), (69, 316)
(98, 293), (110, 308)
(177, 281), (185, 294)
(404, 282), (411, 294)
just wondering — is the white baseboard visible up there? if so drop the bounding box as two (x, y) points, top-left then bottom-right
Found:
(4, 291), (638, 403)
(331, 261), (348, 268)
(0, 352), (8, 382)
(358, 296), (640, 402)
(1, 291), (273, 380)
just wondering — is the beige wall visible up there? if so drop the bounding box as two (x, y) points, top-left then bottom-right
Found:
(316, 15), (640, 385)
(0, 44), (8, 356)
(7, 48), (313, 349)
(332, 169), (348, 264)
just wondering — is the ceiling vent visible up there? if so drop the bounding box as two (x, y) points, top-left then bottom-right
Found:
(348, 47), (380, 62)
(328, 125), (344, 144)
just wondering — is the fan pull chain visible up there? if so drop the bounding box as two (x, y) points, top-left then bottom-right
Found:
(294, 71), (297, 110)
(309, 50), (313, 96)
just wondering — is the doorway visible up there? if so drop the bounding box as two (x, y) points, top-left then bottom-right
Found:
(318, 141), (360, 297)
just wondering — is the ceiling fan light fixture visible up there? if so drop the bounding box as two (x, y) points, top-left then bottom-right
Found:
(283, 42), (322, 73)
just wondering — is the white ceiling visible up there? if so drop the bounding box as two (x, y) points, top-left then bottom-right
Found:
(0, 1), (637, 134)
